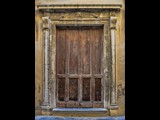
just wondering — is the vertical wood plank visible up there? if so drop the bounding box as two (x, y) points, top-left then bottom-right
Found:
(68, 29), (79, 74)
(78, 28), (82, 103)
(56, 29), (66, 74)
(65, 29), (70, 102)
(92, 28), (102, 74)
(80, 28), (90, 74)
(88, 28), (93, 104)
(89, 27), (94, 105)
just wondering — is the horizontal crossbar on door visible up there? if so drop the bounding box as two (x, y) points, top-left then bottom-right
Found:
(57, 74), (103, 78)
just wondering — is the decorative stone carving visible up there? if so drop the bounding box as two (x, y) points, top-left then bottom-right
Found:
(49, 12), (108, 21)
(64, 12), (98, 19)
(110, 16), (117, 29)
(42, 17), (50, 29)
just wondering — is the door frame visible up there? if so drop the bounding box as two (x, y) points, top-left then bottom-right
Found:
(40, 10), (119, 111)
(52, 23), (108, 110)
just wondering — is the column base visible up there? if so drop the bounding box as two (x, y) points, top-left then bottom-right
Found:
(35, 107), (42, 115)
(108, 105), (119, 116)
(41, 102), (50, 109)
(41, 105), (50, 109)
(41, 105), (52, 115)
(109, 105), (119, 110)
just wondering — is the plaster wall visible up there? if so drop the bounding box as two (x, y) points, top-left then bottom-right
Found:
(35, 0), (125, 116)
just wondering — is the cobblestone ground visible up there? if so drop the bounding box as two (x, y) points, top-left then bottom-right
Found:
(35, 116), (125, 120)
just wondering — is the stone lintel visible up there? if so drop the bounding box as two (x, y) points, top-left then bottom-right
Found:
(37, 4), (122, 11)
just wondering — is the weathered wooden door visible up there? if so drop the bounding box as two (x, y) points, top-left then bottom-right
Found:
(56, 26), (104, 108)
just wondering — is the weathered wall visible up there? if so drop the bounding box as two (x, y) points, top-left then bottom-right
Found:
(116, 0), (125, 115)
(35, 5), (43, 115)
(35, 0), (125, 116)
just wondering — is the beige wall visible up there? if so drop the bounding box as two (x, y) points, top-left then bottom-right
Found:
(35, 8), (43, 114)
(116, 0), (125, 115)
(35, 0), (125, 116)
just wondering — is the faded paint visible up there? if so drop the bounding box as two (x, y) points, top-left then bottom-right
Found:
(35, 0), (125, 116)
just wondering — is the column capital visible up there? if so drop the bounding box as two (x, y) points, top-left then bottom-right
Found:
(42, 17), (50, 30)
(110, 16), (117, 29)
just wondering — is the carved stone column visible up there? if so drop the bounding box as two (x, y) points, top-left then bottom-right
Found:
(110, 16), (118, 109)
(41, 17), (50, 109)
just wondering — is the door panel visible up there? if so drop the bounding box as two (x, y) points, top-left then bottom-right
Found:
(95, 78), (102, 101)
(82, 78), (90, 101)
(56, 29), (66, 74)
(66, 29), (79, 74)
(69, 78), (78, 101)
(92, 28), (102, 74)
(58, 78), (65, 101)
(80, 29), (90, 74)
(56, 26), (103, 108)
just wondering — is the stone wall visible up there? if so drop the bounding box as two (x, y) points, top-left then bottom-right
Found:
(35, 0), (125, 116)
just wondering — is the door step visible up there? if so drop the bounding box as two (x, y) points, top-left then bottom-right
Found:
(35, 116), (125, 120)
(53, 108), (107, 112)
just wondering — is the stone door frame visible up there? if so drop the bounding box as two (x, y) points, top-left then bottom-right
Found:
(37, 4), (122, 112)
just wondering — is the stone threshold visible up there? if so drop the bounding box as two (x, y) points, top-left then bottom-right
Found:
(52, 108), (107, 112)
(35, 116), (125, 120)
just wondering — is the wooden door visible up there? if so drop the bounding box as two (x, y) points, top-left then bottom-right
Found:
(56, 26), (103, 108)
